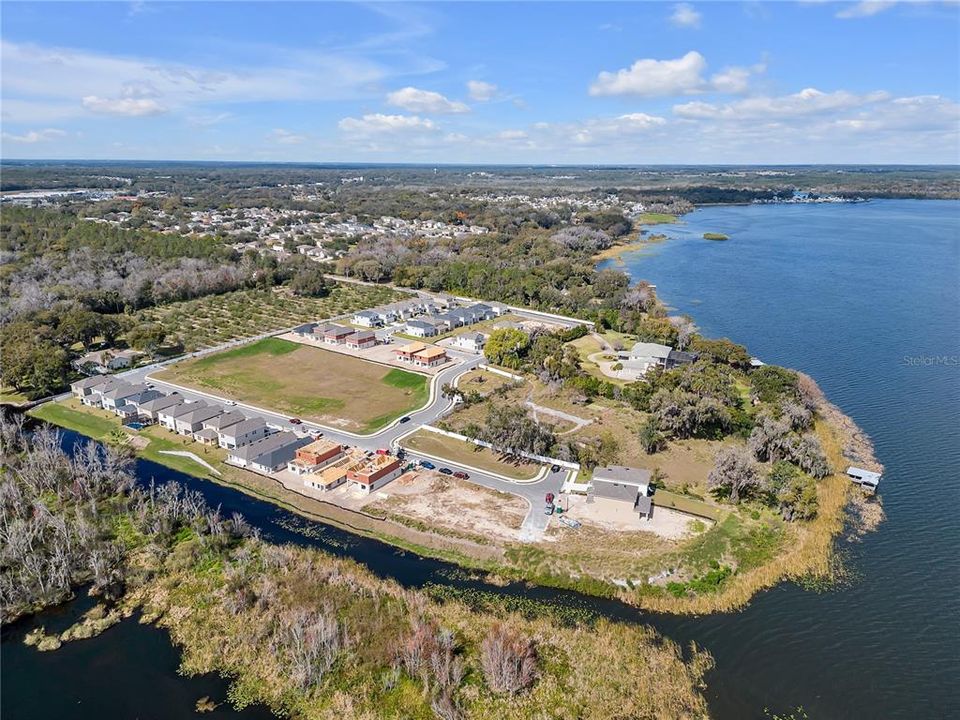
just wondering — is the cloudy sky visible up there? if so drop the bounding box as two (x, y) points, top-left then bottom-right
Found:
(2, 1), (958, 163)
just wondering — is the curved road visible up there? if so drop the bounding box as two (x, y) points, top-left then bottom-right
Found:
(120, 338), (565, 539)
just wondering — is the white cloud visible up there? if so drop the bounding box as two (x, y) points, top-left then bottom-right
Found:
(590, 51), (765, 97)
(836, 1), (898, 19)
(1, 127), (67, 143)
(467, 80), (498, 101)
(673, 87), (890, 119)
(669, 3), (702, 28)
(386, 86), (468, 114)
(1, 39), (390, 123)
(267, 128), (306, 145)
(338, 113), (436, 134)
(590, 51), (707, 96)
(81, 95), (167, 116)
(497, 129), (528, 140)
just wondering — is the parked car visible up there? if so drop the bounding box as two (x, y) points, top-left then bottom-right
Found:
(453, 471), (469, 480)
(545, 492), (555, 504)
(551, 464), (561, 473)
(544, 503), (555, 516)
(289, 418), (302, 425)
(225, 400), (237, 406)
(399, 416), (411, 424)
(376, 448), (389, 455)
(419, 460), (436, 470)
(439, 468), (453, 475)
(396, 449), (406, 460)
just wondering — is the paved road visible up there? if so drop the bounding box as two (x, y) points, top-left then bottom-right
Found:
(120, 343), (565, 540)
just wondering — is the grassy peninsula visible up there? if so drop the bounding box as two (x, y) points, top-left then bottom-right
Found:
(1, 422), (712, 719)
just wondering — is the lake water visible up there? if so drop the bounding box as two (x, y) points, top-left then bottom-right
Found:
(3, 199), (958, 719)
(607, 199), (960, 719)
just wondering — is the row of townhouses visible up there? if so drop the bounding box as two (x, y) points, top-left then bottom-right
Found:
(70, 376), (309, 473)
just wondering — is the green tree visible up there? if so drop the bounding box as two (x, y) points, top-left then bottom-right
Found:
(483, 328), (530, 370)
(125, 323), (167, 354)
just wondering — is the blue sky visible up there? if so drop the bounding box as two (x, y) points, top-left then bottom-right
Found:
(2, 1), (958, 163)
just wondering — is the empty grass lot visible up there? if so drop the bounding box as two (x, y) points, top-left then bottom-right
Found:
(401, 429), (542, 480)
(154, 338), (429, 432)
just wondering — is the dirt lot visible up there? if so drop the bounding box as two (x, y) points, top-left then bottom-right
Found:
(370, 471), (529, 542)
(561, 494), (704, 540)
(154, 338), (429, 432)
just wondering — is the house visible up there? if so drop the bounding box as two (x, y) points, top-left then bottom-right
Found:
(158, 401), (206, 431)
(101, 382), (150, 412)
(201, 411), (246, 434)
(303, 454), (354, 492)
(590, 465), (654, 520)
(395, 341), (428, 364)
(138, 393), (183, 420)
(433, 312), (464, 331)
(666, 349), (699, 368)
(71, 375), (111, 402)
(626, 342), (673, 374)
(227, 432), (311, 473)
(193, 428), (221, 446)
(412, 346), (448, 368)
(323, 325), (355, 345)
(468, 303), (496, 322)
(287, 439), (345, 475)
(122, 388), (164, 413)
(346, 330), (377, 350)
(74, 349), (143, 374)
(346, 453), (404, 493)
(352, 311), (383, 328)
(174, 404), (222, 436)
(292, 322), (318, 338)
(452, 332), (486, 353)
(405, 319), (439, 338)
(217, 417), (268, 449)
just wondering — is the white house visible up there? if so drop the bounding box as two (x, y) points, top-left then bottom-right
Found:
(626, 342), (673, 374)
(217, 417), (269, 449)
(158, 402), (203, 431)
(352, 311), (383, 328)
(137, 394), (183, 420)
(590, 465), (654, 520)
(227, 432), (310, 473)
(405, 319), (439, 338)
(100, 382), (150, 412)
(174, 405), (223, 436)
(71, 375), (111, 403)
(452, 332), (486, 353)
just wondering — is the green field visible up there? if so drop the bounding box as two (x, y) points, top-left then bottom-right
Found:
(154, 338), (429, 432)
(636, 212), (678, 225)
(401, 429), (542, 480)
(135, 283), (404, 352)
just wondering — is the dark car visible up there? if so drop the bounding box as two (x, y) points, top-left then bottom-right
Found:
(545, 492), (555, 504)
(289, 418), (302, 425)
(551, 464), (561, 473)
(453, 471), (469, 480)
(419, 460), (436, 470)
(439, 468), (453, 475)
(399, 416), (411, 424)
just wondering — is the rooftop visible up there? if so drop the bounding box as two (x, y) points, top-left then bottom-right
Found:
(592, 465), (652, 488)
(397, 341), (428, 354)
(630, 342), (673, 360)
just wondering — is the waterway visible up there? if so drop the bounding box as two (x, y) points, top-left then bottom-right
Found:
(3, 199), (958, 719)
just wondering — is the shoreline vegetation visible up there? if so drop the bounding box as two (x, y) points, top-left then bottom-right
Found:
(592, 211), (679, 265)
(2, 420), (713, 719)
(28, 361), (884, 616)
(703, 233), (730, 241)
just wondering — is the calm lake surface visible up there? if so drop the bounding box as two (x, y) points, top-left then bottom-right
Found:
(3, 200), (958, 719)
(608, 199), (960, 719)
